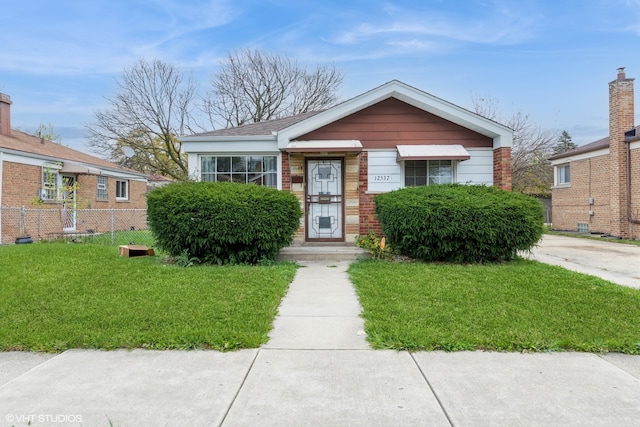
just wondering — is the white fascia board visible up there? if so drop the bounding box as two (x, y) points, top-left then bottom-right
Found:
(630, 140), (640, 150)
(182, 136), (277, 154)
(276, 80), (513, 149)
(1, 150), (60, 167)
(549, 148), (609, 165)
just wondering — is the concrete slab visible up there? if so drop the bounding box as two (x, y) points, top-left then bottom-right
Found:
(528, 234), (640, 288)
(413, 351), (640, 426)
(601, 353), (640, 379)
(0, 352), (56, 386)
(264, 316), (369, 350)
(0, 349), (257, 427)
(222, 349), (450, 427)
(277, 262), (363, 316)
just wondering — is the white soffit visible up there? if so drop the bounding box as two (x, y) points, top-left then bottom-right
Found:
(285, 140), (363, 152)
(396, 144), (471, 161)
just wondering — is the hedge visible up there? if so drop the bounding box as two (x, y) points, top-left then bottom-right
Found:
(374, 184), (544, 263)
(147, 181), (302, 264)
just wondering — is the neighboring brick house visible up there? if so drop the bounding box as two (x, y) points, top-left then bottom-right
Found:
(183, 80), (513, 243)
(0, 93), (148, 243)
(549, 68), (640, 238)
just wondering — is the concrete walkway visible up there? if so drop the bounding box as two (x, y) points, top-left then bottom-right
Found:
(2, 258), (640, 426)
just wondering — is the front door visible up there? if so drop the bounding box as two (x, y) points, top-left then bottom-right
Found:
(306, 159), (344, 241)
(61, 175), (77, 231)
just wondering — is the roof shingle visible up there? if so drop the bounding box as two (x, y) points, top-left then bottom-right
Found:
(549, 125), (640, 160)
(0, 129), (145, 176)
(191, 111), (323, 137)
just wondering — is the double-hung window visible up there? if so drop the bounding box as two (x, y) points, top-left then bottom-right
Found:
(41, 164), (59, 201)
(116, 180), (129, 200)
(557, 164), (570, 185)
(404, 160), (453, 187)
(200, 155), (277, 188)
(96, 176), (108, 201)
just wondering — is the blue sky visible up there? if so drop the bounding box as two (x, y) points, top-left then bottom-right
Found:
(1, 0), (639, 152)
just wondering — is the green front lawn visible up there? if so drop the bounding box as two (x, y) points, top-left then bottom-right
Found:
(0, 244), (296, 352)
(349, 259), (640, 354)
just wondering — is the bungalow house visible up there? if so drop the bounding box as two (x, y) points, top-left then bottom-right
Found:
(549, 68), (640, 239)
(0, 93), (148, 243)
(182, 80), (513, 243)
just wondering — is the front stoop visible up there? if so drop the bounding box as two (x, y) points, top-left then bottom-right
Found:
(277, 243), (369, 261)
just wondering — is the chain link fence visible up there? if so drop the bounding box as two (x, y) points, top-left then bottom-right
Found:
(1, 207), (153, 246)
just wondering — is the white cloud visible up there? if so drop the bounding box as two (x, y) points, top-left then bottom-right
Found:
(0, 0), (239, 75)
(329, 1), (539, 51)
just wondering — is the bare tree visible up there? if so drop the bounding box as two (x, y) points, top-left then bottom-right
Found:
(472, 95), (558, 196)
(203, 49), (344, 128)
(34, 123), (62, 144)
(87, 58), (198, 180)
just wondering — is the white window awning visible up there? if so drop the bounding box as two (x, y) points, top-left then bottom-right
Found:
(60, 162), (102, 175)
(396, 144), (471, 161)
(285, 140), (363, 153)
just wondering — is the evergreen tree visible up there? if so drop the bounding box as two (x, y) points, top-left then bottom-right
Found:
(552, 130), (577, 155)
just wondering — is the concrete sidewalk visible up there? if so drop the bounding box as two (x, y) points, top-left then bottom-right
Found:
(2, 260), (640, 426)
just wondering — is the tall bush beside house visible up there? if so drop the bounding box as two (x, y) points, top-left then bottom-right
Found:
(147, 182), (302, 264)
(375, 184), (544, 263)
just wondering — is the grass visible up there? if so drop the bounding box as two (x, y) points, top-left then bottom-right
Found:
(0, 243), (296, 352)
(349, 258), (640, 354)
(42, 230), (156, 247)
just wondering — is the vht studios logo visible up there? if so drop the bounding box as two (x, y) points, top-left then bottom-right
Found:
(6, 413), (84, 424)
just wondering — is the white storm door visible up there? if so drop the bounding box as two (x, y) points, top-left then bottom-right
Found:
(61, 175), (77, 231)
(306, 159), (344, 241)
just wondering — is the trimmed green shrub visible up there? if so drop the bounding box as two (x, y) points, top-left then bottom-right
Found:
(147, 181), (302, 264)
(374, 184), (544, 263)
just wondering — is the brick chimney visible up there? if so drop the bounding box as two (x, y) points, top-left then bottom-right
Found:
(0, 93), (11, 136)
(609, 68), (635, 238)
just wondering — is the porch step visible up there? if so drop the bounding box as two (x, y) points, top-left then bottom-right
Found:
(278, 244), (369, 262)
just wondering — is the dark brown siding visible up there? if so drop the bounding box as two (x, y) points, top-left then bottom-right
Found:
(296, 98), (492, 149)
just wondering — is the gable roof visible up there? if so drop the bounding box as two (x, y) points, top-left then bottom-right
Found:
(183, 80), (513, 150)
(276, 80), (512, 149)
(0, 129), (146, 177)
(549, 125), (640, 161)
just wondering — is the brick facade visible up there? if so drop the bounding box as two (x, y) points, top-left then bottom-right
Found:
(2, 161), (146, 209)
(358, 151), (382, 236)
(609, 71), (635, 238)
(2, 161), (147, 243)
(551, 155), (611, 232)
(493, 147), (512, 191)
(551, 69), (639, 238)
(630, 147), (640, 236)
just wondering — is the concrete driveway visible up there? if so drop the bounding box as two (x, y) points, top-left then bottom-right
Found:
(528, 234), (640, 289)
